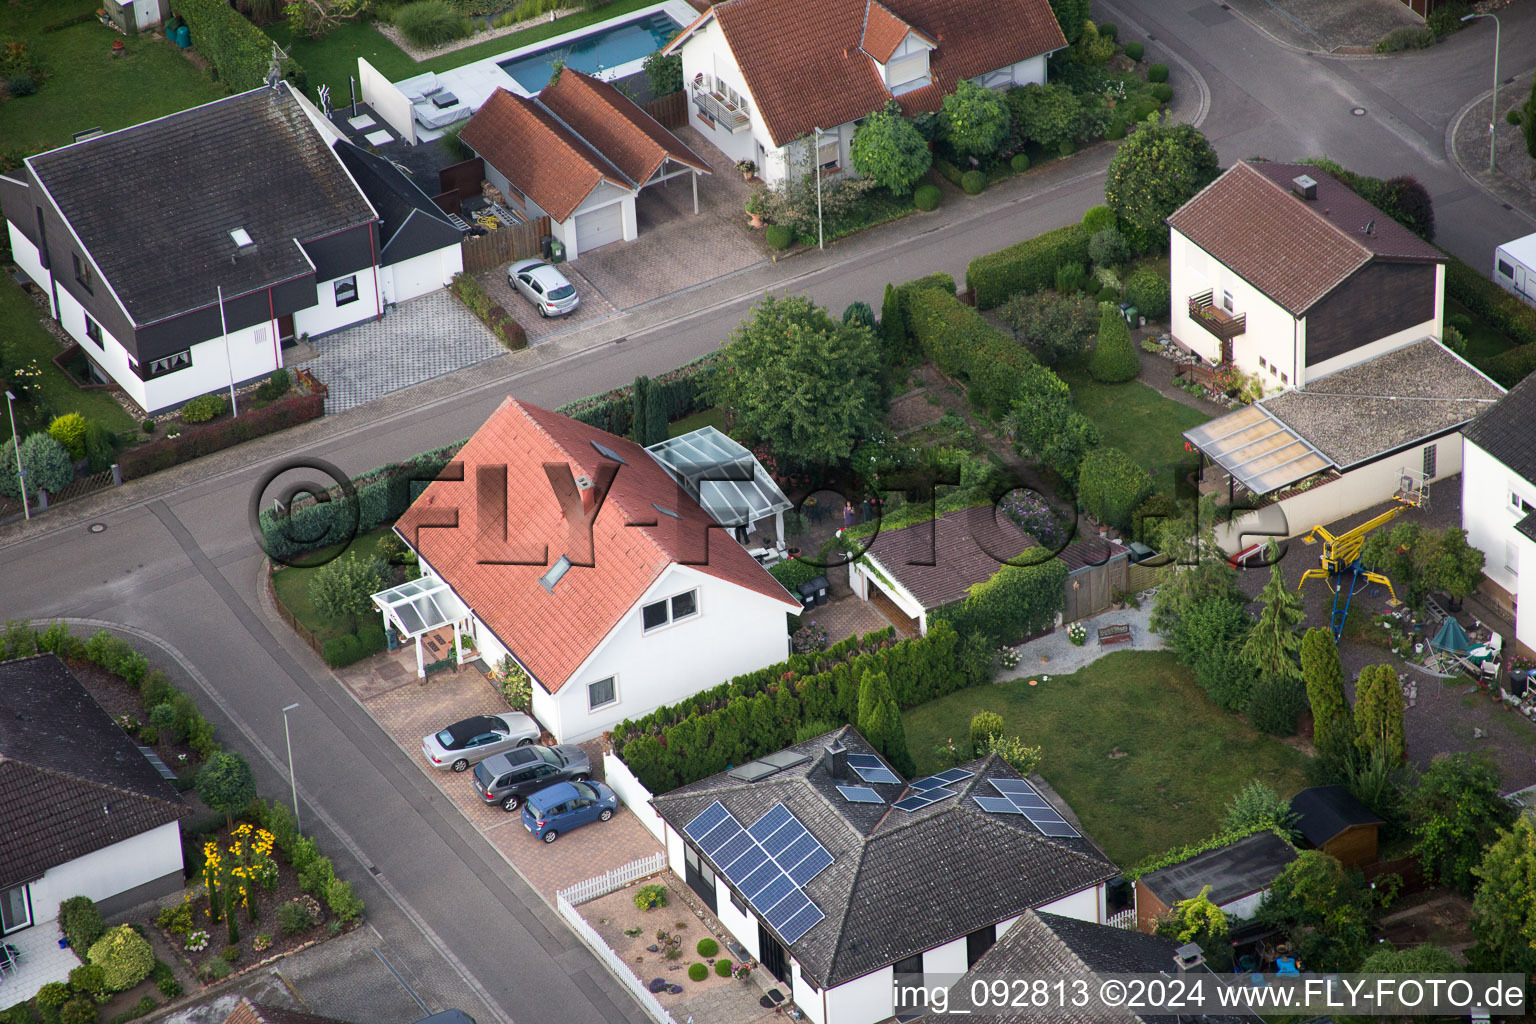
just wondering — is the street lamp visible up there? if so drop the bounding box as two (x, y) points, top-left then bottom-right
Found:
(1462, 12), (1501, 173)
(812, 126), (829, 251)
(4, 390), (28, 521)
(281, 702), (301, 829)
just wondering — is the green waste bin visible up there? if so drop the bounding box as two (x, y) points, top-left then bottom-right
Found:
(549, 238), (566, 263)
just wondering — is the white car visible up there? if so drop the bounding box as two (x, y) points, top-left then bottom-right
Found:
(507, 259), (579, 317)
(421, 713), (541, 772)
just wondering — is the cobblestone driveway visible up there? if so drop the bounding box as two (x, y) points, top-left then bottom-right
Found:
(297, 290), (506, 413)
(477, 262), (619, 344)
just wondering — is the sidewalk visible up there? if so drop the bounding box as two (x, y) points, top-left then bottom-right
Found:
(1450, 67), (1536, 226)
(1217, 0), (1420, 54)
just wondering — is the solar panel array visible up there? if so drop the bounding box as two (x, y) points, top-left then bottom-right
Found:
(836, 785), (884, 804)
(988, 779), (1080, 837)
(846, 753), (900, 785)
(891, 768), (974, 812)
(683, 801), (832, 944)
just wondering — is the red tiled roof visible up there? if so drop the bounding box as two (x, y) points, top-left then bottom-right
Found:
(459, 88), (626, 223)
(540, 70), (711, 185)
(396, 400), (799, 692)
(861, 0), (914, 62)
(674, 0), (1065, 148)
(1167, 161), (1445, 315)
(863, 505), (1038, 608)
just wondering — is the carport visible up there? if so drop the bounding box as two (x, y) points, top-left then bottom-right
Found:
(371, 576), (477, 678)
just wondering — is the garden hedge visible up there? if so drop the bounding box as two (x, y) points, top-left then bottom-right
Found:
(321, 625), (388, 668)
(880, 273), (956, 368)
(1078, 446), (1154, 532)
(906, 287), (1036, 416)
(1444, 254), (1536, 383)
(936, 556), (1068, 644)
(557, 353), (719, 436)
(965, 224), (1091, 309)
(450, 273), (527, 350)
(119, 392), (324, 480)
(173, 0), (306, 93)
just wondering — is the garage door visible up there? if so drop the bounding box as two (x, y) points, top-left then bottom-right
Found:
(574, 202), (624, 254)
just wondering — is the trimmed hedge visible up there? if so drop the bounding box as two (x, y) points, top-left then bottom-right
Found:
(906, 287), (1042, 416)
(765, 224), (793, 250)
(1078, 446), (1154, 532)
(321, 625), (387, 667)
(880, 273), (956, 369)
(1147, 63), (1168, 83)
(960, 170), (987, 195)
(556, 354), (719, 436)
(937, 556), (1069, 645)
(120, 392), (324, 480)
(1445, 253), (1536, 344)
(966, 224), (1091, 310)
(173, 0), (306, 92)
(769, 558), (822, 592)
(913, 184), (941, 211)
(450, 273), (527, 349)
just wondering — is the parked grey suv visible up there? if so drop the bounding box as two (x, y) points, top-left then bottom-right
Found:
(472, 744), (592, 811)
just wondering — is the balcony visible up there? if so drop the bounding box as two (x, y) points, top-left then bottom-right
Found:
(689, 85), (751, 133)
(1187, 290), (1247, 341)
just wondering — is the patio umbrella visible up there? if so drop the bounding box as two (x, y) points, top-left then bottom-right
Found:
(1430, 616), (1471, 656)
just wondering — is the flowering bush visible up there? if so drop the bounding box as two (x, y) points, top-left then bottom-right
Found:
(157, 896), (194, 934)
(999, 647), (1020, 670)
(999, 489), (1069, 547)
(253, 933), (272, 952)
(186, 930), (210, 952)
(791, 620), (829, 653)
(1067, 622), (1087, 646)
(731, 961), (754, 981)
(490, 656), (532, 712)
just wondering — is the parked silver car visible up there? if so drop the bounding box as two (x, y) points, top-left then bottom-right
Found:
(472, 744), (591, 811)
(507, 259), (579, 317)
(421, 713), (540, 772)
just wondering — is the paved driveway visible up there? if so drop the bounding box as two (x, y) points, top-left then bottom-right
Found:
(297, 290), (507, 413)
(478, 262), (620, 345)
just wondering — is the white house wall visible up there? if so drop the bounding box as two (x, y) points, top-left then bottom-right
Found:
(1037, 883), (1103, 923)
(549, 564), (792, 742)
(972, 53), (1048, 90)
(1462, 440), (1536, 656)
(677, 21), (762, 172)
(53, 287), (146, 409)
(382, 245), (462, 305)
(1171, 230), (1300, 389)
(923, 935), (968, 975)
(557, 185), (637, 262)
(792, 959), (826, 1024)
(1219, 890), (1267, 921)
(27, 821), (182, 921)
(9, 222), (50, 315)
(825, 967), (895, 1024)
(359, 58), (417, 145)
(143, 318), (286, 413)
(293, 266), (380, 339)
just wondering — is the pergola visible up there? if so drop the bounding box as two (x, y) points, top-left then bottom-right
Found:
(646, 426), (793, 548)
(370, 576), (476, 679)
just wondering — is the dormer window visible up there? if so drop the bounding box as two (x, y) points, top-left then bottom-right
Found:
(883, 34), (933, 95)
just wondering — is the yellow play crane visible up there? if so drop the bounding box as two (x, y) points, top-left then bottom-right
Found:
(1296, 470), (1428, 641)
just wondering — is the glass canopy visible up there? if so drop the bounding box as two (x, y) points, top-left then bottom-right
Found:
(371, 576), (471, 638)
(646, 426), (792, 528)
(1183, 404), (1332, 496)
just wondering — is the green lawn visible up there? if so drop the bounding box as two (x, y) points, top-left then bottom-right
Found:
(1448, 298), (1518, 371)
(269, 0), (659, 105)
(902, 650), (1310, 868)
(0, 281), (137, 435)
(270, 529), (399, 644)
(1061, 366), (1211, 498)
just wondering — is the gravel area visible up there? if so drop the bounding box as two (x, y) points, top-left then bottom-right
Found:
(999, 603), (1165, 680)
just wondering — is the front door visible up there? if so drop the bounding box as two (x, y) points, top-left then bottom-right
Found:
(757, 920), (789, 984)
(277, 314), (296, 346)
(1220, 336), (1233, 365)
(1, 884), (32, 935)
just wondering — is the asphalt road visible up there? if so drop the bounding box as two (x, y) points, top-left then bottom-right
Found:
(3, 5), (1535, 1024)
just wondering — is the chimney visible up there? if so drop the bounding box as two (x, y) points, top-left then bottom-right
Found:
(1290, 174), (1317, 201)
(825, 741), (848, 781)
(575, 473), (596, 517)
(1174, 942), (1205, 972)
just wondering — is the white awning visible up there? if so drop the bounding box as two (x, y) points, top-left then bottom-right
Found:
(371, 576), (471, 638)
(646, 426), (792, 528)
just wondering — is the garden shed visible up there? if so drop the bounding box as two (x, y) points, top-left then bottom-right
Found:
(1288, 786), (1383, 868)
(1135, 832), (1297, 933)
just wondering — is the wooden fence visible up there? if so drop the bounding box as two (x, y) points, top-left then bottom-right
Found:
(460, 216), (551, 274)
(1063, 552), (1129, 623)
(644, 91), (686, 130)
(267, 566), (326, 659)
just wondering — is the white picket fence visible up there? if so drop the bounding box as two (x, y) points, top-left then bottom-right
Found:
(557, 885), (680, 1024)
(556, 850), (667, 906)
(1107, 908), (1137, 930)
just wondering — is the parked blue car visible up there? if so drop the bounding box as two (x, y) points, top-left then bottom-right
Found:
(521, 780), (619, 842)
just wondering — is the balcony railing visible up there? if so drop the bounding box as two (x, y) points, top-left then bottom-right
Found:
(1187, 289), (1247, 341)
(689, 85), (751, 133)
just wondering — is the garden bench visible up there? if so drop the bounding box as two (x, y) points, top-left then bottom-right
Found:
(1098, 624), (1132, 646)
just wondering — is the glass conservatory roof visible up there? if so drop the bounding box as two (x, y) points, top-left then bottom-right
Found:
(371, 576), (471, 638)
(646, 426), (792, 527)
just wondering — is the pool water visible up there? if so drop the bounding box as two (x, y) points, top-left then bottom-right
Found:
(498, 11), (683, 93)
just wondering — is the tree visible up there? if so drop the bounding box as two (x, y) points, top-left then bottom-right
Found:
(643, 380), (668, 446)
(1222, 780), (1298, 837)
(1339, 944), (1462, 1024)
(283, 0), (369, 39)
(1258, 851), (1389, 972)
(856, 669), (914, 776)
(997, 290), (1098, 366)
(708, 295), (884, 468)
(1103, 113), (1220, 250)
(1354, 664), (1406, 766)
(196, 751), (257, 827)
(1361, 523), (1483, 610)
(1421, 527), (1485, 602)
(630, 375), (652, 444)
(1302, 627), (1351, 757)
(1077, 446), (1154, 532)
(1172, 595), (1255, 711)
(1384, 175), (1435, 243)
(850, 103), (931, 195)
(1088, 301), (1138, 382)
(939, 80), (1009, 161)
(641, 51), (683, 97)
(1087, 226), (1131, 268)
(0, 431), (73, 499)
(1149, 494), (1244, 636)
(1241, 543), (1304, 683)
(1003, 83), (1084, 152)
(1046, 0), (1089, 42)
(842, 301), (877, 334)
(1470, 817), (1536, 974)
(48, 413), (89, 460)
(307, 550), (388, 633)
(1157, 885), (1228, 944)
(1408, 753), (1516, 895)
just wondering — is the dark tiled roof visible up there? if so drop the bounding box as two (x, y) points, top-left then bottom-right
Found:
(650, 727), (1117, 987)
(1258, 339), (1502, 467)
(1462, 372), (1536, 486)
(1518, 511), (1536, 544)
(1289, 786), (1383, 847)
(0, 655), (188, 890)
(1139, 832), (1296, 908)
(538, 71), (710, 186)
(26, 84), (376, 325)
(1167, 162), (1443, 316)
(1061, 537), (1128, 573)
(864, 504), (1040, 609)
(671, 0), (1065, 148)
(333, 141), (461, 258)
(224, 1000), (348, 1024)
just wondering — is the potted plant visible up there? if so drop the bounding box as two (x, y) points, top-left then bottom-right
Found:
(745, 191), (765, 228)
(736, 159), (757, 182)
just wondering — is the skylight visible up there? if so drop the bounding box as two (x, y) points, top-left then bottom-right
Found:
(590, 440), (627, 465)
(539, 555), (572, 593)
(230, 227), (254, 247)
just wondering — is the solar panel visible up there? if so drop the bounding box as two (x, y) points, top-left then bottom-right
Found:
(686, 801), (833, 945)
(749, 804), (795, 844)
(724, 845), (768, 881)
(909, 775), (951, 792)
(974, 795), (1024, 814)
(683, 802), (729, 841)
(846, 754), (901, 785)
(728, 761), (781, 782)
(988, 778), (1081, 838)
(714, 831), (755, 870)
(760, 750), (812, 770)
(740, 861), (781, 899)
(787, 848), (833, 885)
(893, 787), (959, 811)
(137, 746), (177, 781)
(699, 819), (741, 857)
(753, 874), (797, 912)
(776, 902), (826, 945)
(764, 888), (811, 930)
(1035, 818), (1082, 838)
(778, 832), (819, 869)
(934, 768), (975, 785)
(836, 785), (884, 804)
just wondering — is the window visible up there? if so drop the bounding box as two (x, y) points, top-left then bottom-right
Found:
(587, 676), (616, 710)
(143, 349), (191, 379)
(1510, 489), (1535, 515)
(1259, 356), (1267, 369)
(729, 888), (747, 914)
(642, 589), (699, 632)
(683, 845), (719, 913)
(1507, 540), (1520, 577)
(334, 275), (359, 306)
(1499, 259), (1515, 279)
(966, 924), (997, 967)
(72, 253), (92, 292)
(1, 884), (30, 935)
(1221, 289), (1234, 313)
(1422, 444), (1437, 478)
(1270, 364), (1278, 377)
(816, 135), (839, 171)
(83, 314), (102, 346)
(1281, 372), (1288, 384)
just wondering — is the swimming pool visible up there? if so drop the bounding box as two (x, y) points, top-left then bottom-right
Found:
(497, 10), (683, 93)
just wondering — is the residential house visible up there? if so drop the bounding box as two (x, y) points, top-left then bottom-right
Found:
(1288, 786), (1383, 868)
(648, 727), (1118, 1024)
(1460, 374), (1536, 657)
(1168, 161), (1447, 387)
(387, 399), (800, 742)
(0, 654), (189, 936)
(458, 71), (711, 260)
(0, 83), (463, 415)
(846, 505), (1125, 635)
(1134, 832), (1297, 933)
(661, 0), (1066, 185)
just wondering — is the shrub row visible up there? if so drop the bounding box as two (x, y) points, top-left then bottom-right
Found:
(555, 353), (719, 436)
(616, 625), (980, 793)
(1078, 447), (1155, 532)
(768, 558), (822, 592)
(256, 441), (465, 563)
(880, 272), (956, 369)
(321, 624), (388, 667)
(119, 393), (324, 480)
(1444, 255), (1536, 377)
(449, 273), (527, 349)
(172, 0), (307, 92)
(906, 287), (1068, 420)
(966, 224), (1091, 310)
(247, 798), (364, 923)
(935, 556), (1068, 645)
